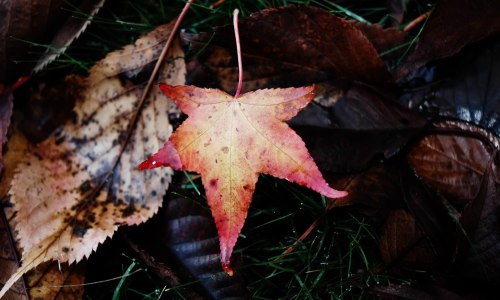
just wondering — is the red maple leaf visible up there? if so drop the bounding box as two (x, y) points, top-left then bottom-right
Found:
(139, 83), (347, 274)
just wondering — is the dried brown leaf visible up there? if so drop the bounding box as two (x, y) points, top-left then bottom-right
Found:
(27, 261), (85, 300)
(0, 21), (186, 297)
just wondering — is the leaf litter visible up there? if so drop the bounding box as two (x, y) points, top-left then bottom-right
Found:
(2, 0), (500, 298)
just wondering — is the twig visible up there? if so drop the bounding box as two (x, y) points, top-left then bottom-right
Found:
(84, 0), (193, 201)
(404, 9), (432, 32)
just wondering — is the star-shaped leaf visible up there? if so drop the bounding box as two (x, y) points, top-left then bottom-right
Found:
(140, 84), (347, 274)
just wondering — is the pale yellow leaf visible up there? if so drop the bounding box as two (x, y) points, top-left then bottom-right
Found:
(0, 20), (186, 298)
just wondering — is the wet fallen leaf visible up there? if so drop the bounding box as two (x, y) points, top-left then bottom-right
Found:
(399, 0), (500, 77)
(140, 84), (347, 274)
(409, 121), (500, 280)
(291, 83), (427, 172)
(409, 39), (500, 136)
(185, 5), (394, 94)
(0, 92), (13, 174)
(33, 0), (106, 73)
(0, 205), (26, 300)
(458, 155), (500, 280)
(0, 0), (105, 84)
(163, 194), (247, 299)
(409, 122), (499, 209)
(379, 209), (439, 270)
(0, 21), (185, 297)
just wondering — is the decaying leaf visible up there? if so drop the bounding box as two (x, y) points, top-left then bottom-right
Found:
(140, 84), (346, 274)
(0, 0), (105, 84)
(379, 209), (439, 270)
(399, 0), (500, 77)
(0, 92), (13, 174)
(27, 261), (85, 300)
(291, 83), (427, 172)
(0, 205), (26, 300)
(33, 0), (106, 73)
(163, 194), (247, 299)
(409, 122), (499, 208)
(409, 121), (500, 280)
(0, 21), (186, 298)
(408, 39), (500, 136)
(185, 5), (394, 93)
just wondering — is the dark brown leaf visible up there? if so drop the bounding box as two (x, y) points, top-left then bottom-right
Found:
(163, 194), (247, 299)
(399, 162), (456, 266)
(0, 204), (27, 300)
(291, 83), (427, 172)
(379, 209), (440, 270)
(352, 22), (408, 61)
(26, 261), (85, 299)
(0, 0), (104, 84)
(409, 122), (499, 209)
(399, 0), (500, 77)
(327, 163), (401, 221)
(457, 157), (500, 280)
(127, 193), (247, 300)
(409, 121), (500, 280)
(33, 0), (106, 73)
(185, 5), (394, 93)
(408, 39), (500, 136)
(0, 92), (13, 174)
(372, 282), (466, 300)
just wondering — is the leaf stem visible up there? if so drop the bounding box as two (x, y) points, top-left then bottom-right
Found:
(233, 9), (243, 99)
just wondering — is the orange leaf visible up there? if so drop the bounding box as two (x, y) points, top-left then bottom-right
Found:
(140, 84), (347, 274)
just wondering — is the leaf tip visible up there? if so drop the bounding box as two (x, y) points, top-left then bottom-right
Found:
(159, 83), (174, 95)
(222, 262), (234, 276)
(138, 141), (182, 170)
(329, 190), (348, 199)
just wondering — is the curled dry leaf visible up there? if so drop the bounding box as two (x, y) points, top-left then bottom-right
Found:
(0, 21), (186, 298)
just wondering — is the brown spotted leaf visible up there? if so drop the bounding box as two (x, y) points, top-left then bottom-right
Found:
(0, 21), (186, 298)
(1, 128), (86, 300)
